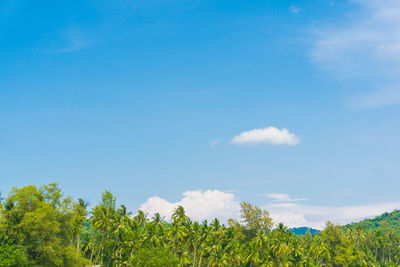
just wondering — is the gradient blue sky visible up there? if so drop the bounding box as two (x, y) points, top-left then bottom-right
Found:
(1, 0), (400, 228)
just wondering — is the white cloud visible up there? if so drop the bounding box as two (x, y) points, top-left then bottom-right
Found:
(311, 0), (400, 108)
(230, 127), (299, 146)
(265, 201), (400, 230)
(264, 193), (308, 202)
(142, 190), (400, 230)
(210, 138), (221, 148)
(289, 5), (300, 14)
(140, 190), (240, 222)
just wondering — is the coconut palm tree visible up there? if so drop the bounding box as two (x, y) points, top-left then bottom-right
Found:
(91, 204), (115, 264)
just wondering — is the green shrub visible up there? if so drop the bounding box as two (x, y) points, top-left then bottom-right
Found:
(129, 247), (179, 267)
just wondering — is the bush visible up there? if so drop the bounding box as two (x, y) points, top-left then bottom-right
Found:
(129, 247), (179, 267)
(0, 240), (32, 266)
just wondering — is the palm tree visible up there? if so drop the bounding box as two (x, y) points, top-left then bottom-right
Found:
(126, 217), (142, 259)
(309, 235), (331, 266)
(227, 239), (245, 267)
(247, 229), (267, 266)
(73, 198), (88, 258)
(107, 204), (131, 266)
(172, 206), (188, 223)
(168, 218), (187, 257)
(91, 204), (115, 264)
(205, 218), (226, 267)
(197, 220), (210, 267)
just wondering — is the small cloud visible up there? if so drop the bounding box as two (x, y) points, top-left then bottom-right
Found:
(289, 4), (300, 14)
(210, 138), (221, 148)
(36, 27), (92, 54)
(230, 127), (299, 146)
(56, 29), (91, 53)
(225, 189), (241, 193)
(263, 193), (308, 202)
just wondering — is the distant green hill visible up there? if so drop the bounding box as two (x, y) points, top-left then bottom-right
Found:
(344, 210), (400, 232)
(290, 210), (400, 235)
(290, 227), (320, 235)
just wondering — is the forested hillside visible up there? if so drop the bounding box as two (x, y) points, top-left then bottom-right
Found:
(1, 184), (400, 266)
(289, 227), (320, 235)
(345, 210), (400, 232)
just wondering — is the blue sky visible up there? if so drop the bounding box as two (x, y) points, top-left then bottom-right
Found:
(1, 0), (400, 228)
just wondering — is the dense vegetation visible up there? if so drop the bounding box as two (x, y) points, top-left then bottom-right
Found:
(1, 184), (400, 266)
(345, 210), (400, 233)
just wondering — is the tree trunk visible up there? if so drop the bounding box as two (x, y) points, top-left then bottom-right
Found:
(108, 230), (120, 266)
(192, 247), (197, 267)
(207, 255), (212, 267)
(95, 232), (105, 264)
(130, 246), (135, 257)
(76, 235), (80, 259)
(90, 249), (94, 263)
(198, 250), (204, 267)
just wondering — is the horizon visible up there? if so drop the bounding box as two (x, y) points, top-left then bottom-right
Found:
(2, 0), (400, 230)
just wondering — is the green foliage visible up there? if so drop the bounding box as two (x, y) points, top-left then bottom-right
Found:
(0, 184), (88, 266)
(128, 246), (179, 266)
(1, 184), (400, 266)
(0, 240), (32, 266)
(345, 210), (400, 232)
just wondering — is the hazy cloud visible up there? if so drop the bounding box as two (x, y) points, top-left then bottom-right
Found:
(289, 5), (300, 14)
(36, 27), (92, 53)
(210, 138), (221, 148)
(348, 86), (400, 109)
(265, 201), (400, 229)
(264, 193), (308, 202)
(311, 0), (400, 108)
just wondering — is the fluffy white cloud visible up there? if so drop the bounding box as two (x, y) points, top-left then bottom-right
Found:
(311, 0), (400, 108)
(264, 193), (308, 202)
(230, 127), (299, 146)
(140, 190), (240, 222)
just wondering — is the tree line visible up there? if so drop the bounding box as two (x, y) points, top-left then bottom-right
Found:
(1, 184), (400, 266)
